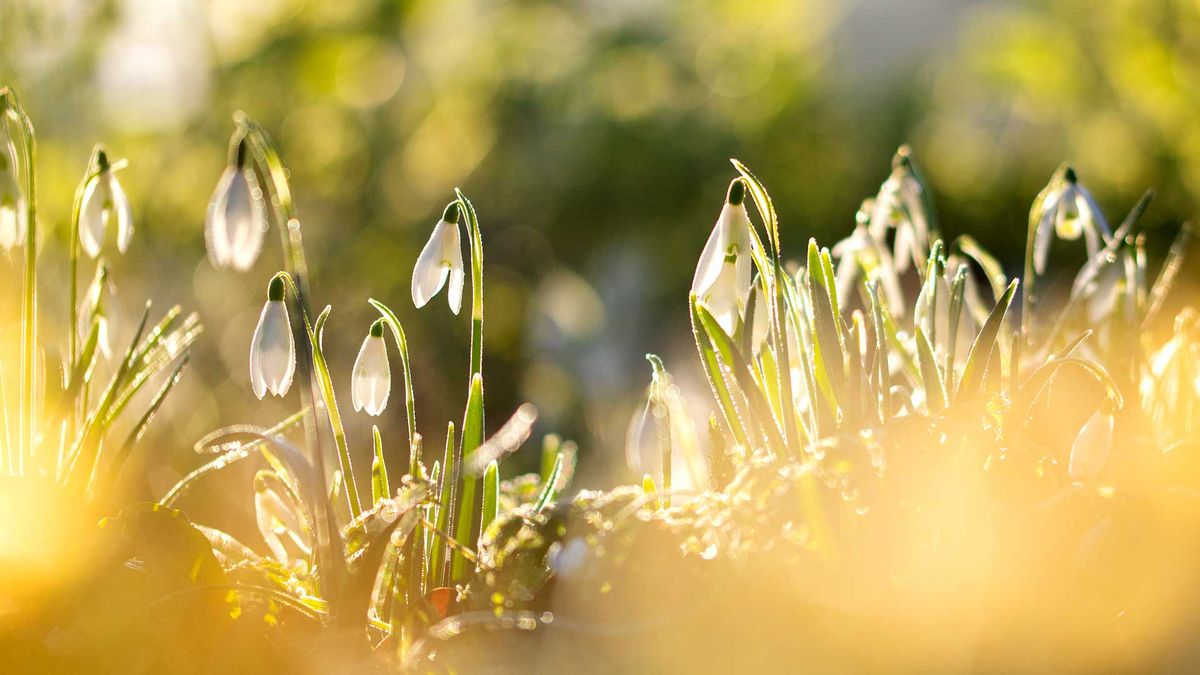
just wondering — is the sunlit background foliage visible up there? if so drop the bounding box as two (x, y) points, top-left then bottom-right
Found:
(1, 0), (1195, 506)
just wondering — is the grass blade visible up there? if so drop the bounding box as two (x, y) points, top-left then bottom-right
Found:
(957, 279), (1018, 400)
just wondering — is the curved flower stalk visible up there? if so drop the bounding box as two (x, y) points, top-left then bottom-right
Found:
(412, 191), (486, 585)
(262, 271), (360, 520)
(209, 114), (345, 594)
(1, 88), (38, 472)
(411, 203), (465, 314)
(627, 355), (708, 506)
(205, 138), (267, 271)
(692, 179), (752, 335)
(867, 146), (936, 274)
(352, 319), (391, 416)
(250, 276), (296, 399)
(78, 149), (133, 258)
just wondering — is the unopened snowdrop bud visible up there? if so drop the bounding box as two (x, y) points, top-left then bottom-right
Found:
(1068, 405), (1114, 483)
(1031, 167), (1109, 275)
(207, 138), (267, 272)
(78, 262), (119, 359)
(79, 150), (133, 258)
(411, 202), (465, 314)
(692, 179), (752, 334)
(0, 127), (23, 250)
(352, 319), (391, 416)
(249, 276), (295, 399)
(868, 146), (932, 274)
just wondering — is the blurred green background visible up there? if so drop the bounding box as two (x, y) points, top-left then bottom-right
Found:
(0, 0), (1195, 507)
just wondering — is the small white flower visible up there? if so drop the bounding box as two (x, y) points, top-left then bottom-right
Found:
(249, 277), (295, 399)
(412, 203), (465, 314)
(1068, 406), (1114, 483)
(351, 320), (391, 416)
(79, 152), (133, 258)
(0, 130), (24, 250)
(1031, 167), (1109, 275)
(868, 147), (932, 274)
(693, 179), (752, 335)
(78, 263), (119, 359)
(832, 207), (905, 316)
(206, 140), (267, 272)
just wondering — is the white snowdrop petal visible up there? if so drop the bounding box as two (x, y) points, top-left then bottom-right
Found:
(734, 231), (752, 310)
(1078, 186), (1109, 236)
(447, 267), (465, 315)
(79, 176), (109, 258)
(893, 220), (915, 273)
(446, 223), (465, 314)
(1054, 186), (1084, 240)
(227, 170), (266, 272)
(1033, 202), (1057, 275)
(110, 174), (133, 253)
(412, 221), (455, 307)
(0, 158), (23, 250)
(705, 262), (741, 335)
(1068, 409), (1114, 483)
(0, 206), (20, 249)
(250, 300), (295, 398)
(206, 168), (238, 268)
(352, 335), (391, 416)
(692, 221), (726, 296)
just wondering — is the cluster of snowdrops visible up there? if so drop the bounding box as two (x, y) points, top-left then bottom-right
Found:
(1, 84), (1198, 670)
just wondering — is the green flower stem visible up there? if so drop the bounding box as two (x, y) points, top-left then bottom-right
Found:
(1, 90), (39, 475)
(272, 272), (362, 519)
(450, 189), (485, 584)
(235, 114), (345, 602)
(65, 149), (106, 459)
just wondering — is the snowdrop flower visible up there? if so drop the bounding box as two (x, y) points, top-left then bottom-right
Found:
(412, 203), (465, 314)
(79, 150), (133, 258)
(693, 179), (752, 334)
(78, 262), (118, 359)
(249, 276), (295, 399)
(352, 319), (391, 416)
(1068, 405), (1114, 483)
(868, 146), (933, 274)
(206, 139), (267, 272)
(832, 203), (905, 315)
(1031, 167), (1109, 275)
(0, 127), (24, 250)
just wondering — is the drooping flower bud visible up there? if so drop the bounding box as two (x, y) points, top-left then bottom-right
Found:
(412, 202), (465, 313)
(207, 138), (267, 272)
(249, 276), (295, 399)
(352, 319), (391, 416)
